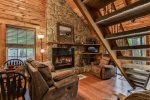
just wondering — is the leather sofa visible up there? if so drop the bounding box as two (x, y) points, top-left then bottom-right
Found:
(25, 59), (79, 100)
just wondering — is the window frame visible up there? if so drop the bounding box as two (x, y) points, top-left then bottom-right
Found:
(6, 25), (36, 60)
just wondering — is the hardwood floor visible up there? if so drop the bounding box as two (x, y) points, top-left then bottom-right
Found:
(77, 73), (132, 100)
(23, 73), (132, 100)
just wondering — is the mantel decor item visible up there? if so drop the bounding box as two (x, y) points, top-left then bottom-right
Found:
(57, 23), (74, 43)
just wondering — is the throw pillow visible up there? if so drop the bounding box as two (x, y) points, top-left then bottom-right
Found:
(37, 63), (54, 87)
(30, 61), (41, 68)
(42, 61), (55, 72)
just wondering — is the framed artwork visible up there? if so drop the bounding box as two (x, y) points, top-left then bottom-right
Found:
(57, 23), (74, 43)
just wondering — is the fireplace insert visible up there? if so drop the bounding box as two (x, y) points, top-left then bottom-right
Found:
(52, 48), (74, 70)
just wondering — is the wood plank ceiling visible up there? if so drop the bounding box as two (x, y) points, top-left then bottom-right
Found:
(0, 0), (46, 27)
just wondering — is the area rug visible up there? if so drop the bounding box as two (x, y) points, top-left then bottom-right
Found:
(77, 74), (87, 80)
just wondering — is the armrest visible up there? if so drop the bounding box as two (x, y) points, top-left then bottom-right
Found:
(52, 69), (75, 81)
(54, 75), (79, 89)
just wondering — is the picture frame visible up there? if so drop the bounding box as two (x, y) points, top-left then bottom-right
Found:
(57, 23), (74, 43)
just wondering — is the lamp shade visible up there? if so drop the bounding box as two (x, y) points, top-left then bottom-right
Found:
(40, 49), (45, 53)
(38, 34), (44, 39)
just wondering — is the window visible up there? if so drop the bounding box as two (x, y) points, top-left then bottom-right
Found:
(6, 26), (35, 61)
(128, 36), (145, 64)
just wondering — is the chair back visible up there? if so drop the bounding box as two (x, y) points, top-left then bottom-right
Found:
(0, 71), (26, 100)
(3, 59), (24, 69)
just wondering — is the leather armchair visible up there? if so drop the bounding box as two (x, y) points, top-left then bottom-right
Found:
(91, 57), (116, 79)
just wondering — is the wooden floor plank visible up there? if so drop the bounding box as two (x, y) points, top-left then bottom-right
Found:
(77, 73), (131, 100)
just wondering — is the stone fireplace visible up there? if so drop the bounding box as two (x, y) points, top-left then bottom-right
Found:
(52, 48), (74, 70)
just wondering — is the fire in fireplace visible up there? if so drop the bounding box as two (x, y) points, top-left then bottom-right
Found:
(52, 48), (74, 70)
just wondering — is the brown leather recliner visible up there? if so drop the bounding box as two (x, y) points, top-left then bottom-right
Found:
(25, 59), (79, 100)
(91, 57), (116, 79)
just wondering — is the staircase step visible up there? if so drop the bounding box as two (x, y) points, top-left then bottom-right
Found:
(105, 26), (150, 40)
(82, 0), (116, 9)
(96, 0), (150, 26)
(74, 0), (135, 88)
(125, 69), (149, 77)
(118, 56), (150, 61)
(112, 45), (150, 51)
(129, 76), (146, 84)
(122, 64), (150, 71)
(134, 83), (145, 88)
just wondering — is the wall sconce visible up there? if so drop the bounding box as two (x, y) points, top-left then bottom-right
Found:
(38, 33), (44, 62)
(40, 49), (45, 53)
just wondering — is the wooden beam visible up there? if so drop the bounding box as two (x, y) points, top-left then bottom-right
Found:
(105, 26), (150, 40)
(6, 44), (35, 48)
(118, 56), (150, 61)
(112, 45), (150, 51)
(96, 0), (150, 26)
(73, 0), (134, 88)
(0, 24), (6, 67)
(82, 0), (116, 9)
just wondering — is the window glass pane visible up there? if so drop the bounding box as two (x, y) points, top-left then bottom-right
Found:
(7, 27), (16, 33)
(8, 48), (17, 57)
(18, 57), (27, 61)
(27, 48), (35, 59)
(8, 57), (18, 60)
(27, 31), (34, 44)
(7, 27), (35, 61)
(7, 29), (17, 44)
(18, 48), (26, 57)
(18, 29), (27, 44)
(127, 36), (145, 64)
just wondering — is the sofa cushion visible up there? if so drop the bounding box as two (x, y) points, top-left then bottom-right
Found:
(37, 64), (54, 87)
(54, 75), (78, 89)
(42, 61), (55, 72)
(26, 58), (41, 68)
(52, 69), (75, 81)
(28, 60), (41, 68)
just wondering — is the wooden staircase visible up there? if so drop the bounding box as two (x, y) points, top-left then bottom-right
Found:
(73, 0), (150, 89)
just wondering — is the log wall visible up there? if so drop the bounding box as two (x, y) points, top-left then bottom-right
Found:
(0, 0), (47, 66)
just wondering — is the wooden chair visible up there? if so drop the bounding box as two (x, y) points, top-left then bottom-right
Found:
(3, 59), (25, 69)
(0, 71), (26, 100)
